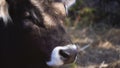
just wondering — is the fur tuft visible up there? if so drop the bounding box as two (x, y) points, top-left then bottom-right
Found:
(0, 0), (11, 24)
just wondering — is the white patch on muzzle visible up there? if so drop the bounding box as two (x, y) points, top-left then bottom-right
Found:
(0, 0), (11, 24)
(46, 44), (77, 67)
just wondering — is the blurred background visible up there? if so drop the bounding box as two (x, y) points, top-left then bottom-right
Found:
(60, 0), (120, 68)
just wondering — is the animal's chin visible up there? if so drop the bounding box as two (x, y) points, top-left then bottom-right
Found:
(46, 57), (77, 67)
(46, 44), (78, 67)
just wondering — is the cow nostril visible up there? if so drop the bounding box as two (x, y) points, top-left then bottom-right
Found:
(59, 50), (70, 59)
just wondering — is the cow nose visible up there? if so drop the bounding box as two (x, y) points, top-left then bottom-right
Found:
(59, 49), (77, 64)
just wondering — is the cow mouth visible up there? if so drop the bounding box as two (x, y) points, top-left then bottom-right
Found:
(46, 44), (78, 67)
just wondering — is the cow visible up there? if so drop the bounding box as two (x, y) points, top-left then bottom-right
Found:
(0, 0), (78, 68)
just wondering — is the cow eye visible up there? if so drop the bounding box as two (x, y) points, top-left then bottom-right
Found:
(24, 12), (30, 17)
(23, 10), (45, 28)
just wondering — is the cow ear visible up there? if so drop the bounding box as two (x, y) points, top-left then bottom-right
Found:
(55, 0), (76, 13)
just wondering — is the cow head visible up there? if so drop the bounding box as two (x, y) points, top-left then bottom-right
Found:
(1, 0), (77, 67)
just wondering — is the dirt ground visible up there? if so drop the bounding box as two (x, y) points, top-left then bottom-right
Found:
(60, 24), (120, 68)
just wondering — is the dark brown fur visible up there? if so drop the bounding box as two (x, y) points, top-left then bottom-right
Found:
(0, 0), (72, 68)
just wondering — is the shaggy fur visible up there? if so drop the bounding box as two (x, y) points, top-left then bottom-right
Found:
(0, 0), (76, 68)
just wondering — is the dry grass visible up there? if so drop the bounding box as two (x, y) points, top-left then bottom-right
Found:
(60, 24), (120, 68)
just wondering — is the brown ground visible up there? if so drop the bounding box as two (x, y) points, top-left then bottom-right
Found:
(60, 24), (120, 68)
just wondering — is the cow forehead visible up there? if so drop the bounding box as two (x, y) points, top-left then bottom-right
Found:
(52, 3), (66, 16)
(30, 0), (66, 27)
(30, 0), (66, 15)
(1, 0), (66, 27)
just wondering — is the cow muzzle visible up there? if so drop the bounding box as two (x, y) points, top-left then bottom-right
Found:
(46, 44), (78, 67)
